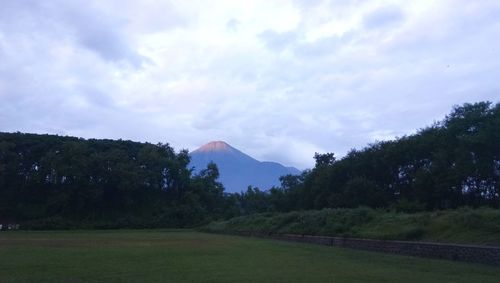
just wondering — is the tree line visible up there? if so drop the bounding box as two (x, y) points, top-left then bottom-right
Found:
(241, 101), (500, 214)
(0, 101), (499, 228)
(0, 134), (236, 228)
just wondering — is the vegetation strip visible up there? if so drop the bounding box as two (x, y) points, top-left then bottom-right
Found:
(201, 207), (500, 246)
(211, 231), (500, 266)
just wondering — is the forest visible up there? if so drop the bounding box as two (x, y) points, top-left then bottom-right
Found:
(0, 101), (499, 228)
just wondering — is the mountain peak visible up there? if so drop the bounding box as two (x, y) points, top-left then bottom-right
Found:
(193, 141), (235, 153)
(189, 141), (301, 193)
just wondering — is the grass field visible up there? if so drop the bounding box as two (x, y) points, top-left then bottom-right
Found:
(0, 230), (499, 282)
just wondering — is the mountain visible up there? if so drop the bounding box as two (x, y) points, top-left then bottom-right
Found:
(189, 141), (301, 193)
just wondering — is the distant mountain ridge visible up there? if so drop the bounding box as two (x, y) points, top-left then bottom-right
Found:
(189, 141), (301, 193)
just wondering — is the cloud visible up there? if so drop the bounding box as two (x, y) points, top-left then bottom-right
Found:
(59, 1), (151, 68)
(1, 0), (499, 170)
(259, 29), (298, 51)
(363, 5), (404, 29)
(71, 19), (145, 68)
(226, 18), (241, 32)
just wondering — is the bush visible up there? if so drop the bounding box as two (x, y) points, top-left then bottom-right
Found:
(200, 207), (500, 245)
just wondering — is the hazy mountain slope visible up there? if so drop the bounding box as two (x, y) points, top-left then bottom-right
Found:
(189, 141), (301, 193)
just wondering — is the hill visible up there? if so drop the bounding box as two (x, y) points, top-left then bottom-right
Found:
(189, 141), (300, 193)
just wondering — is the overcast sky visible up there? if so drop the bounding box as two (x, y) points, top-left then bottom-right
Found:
(1, 0), (499, 169)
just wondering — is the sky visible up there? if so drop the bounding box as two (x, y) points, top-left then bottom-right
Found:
(1, 0), (499, 169)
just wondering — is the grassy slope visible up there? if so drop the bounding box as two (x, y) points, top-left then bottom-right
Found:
(202, 207), (500, 245)
(0, 230), (499, 282)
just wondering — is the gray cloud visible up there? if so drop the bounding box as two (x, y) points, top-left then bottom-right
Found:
(0, 0), (159, 68)
(73, 21), (145, 68)
(59, 2), (148, 68)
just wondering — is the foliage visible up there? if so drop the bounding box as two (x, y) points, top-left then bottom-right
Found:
(201, 207), (500, 245)
(1, 101), (499, 229)
(0, 133), (226, 228)
(234, 102), (500, 212)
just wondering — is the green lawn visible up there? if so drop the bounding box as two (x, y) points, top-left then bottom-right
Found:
(0, 230), (499, 282)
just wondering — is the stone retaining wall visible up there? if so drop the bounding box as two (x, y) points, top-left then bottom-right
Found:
(224, 231), (500, 266)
